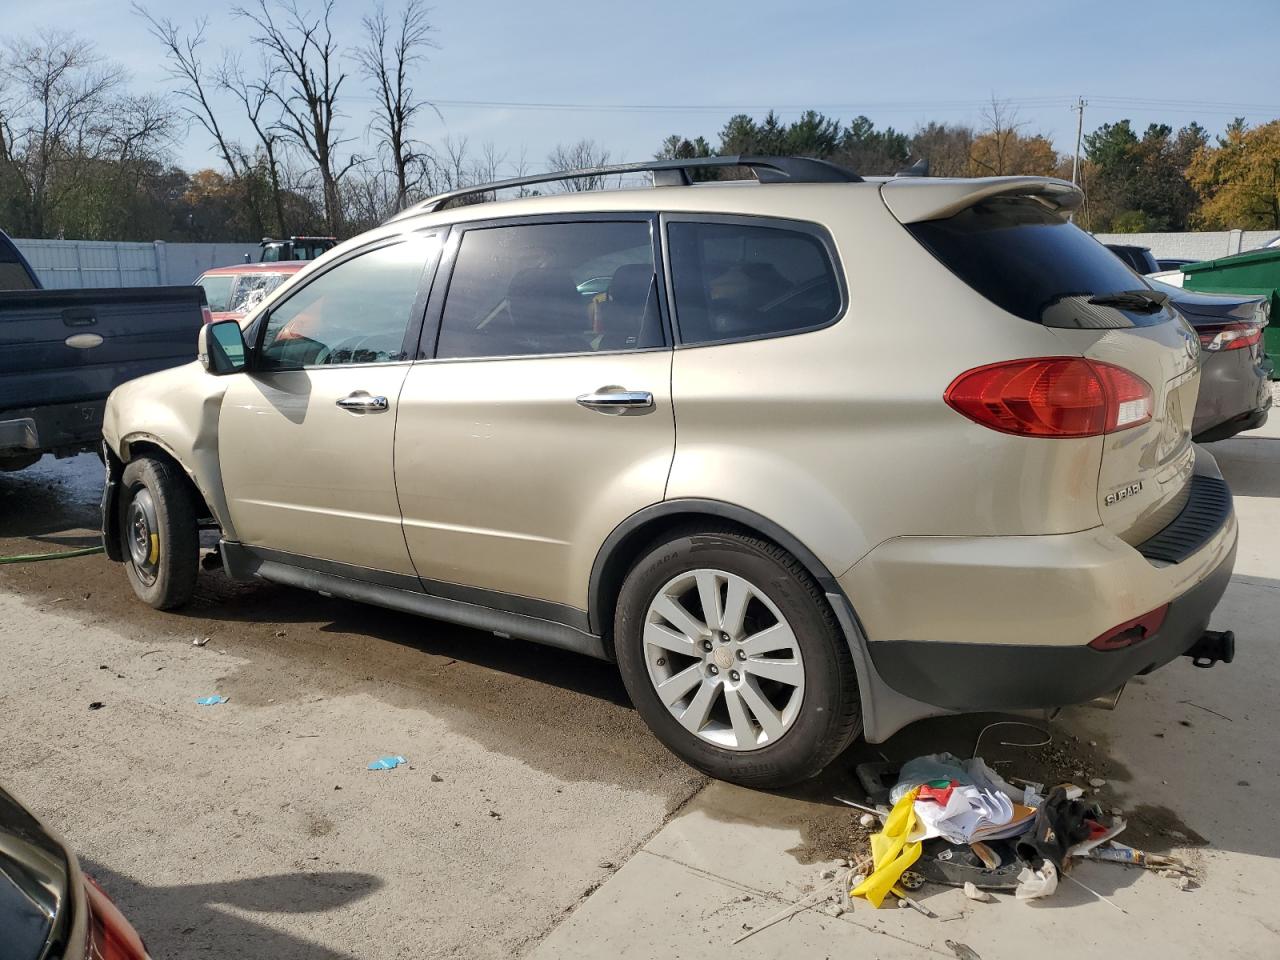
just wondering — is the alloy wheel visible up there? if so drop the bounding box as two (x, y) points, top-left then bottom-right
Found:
(643, 568), (805, 751)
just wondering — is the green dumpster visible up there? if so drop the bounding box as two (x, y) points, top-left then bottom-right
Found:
(1182, 247), (1280, 379)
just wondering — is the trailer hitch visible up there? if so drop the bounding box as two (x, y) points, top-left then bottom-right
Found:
(1184, 630), (1235, 668)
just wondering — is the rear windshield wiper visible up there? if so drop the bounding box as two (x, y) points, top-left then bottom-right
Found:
(1087, 289), (1169, 313)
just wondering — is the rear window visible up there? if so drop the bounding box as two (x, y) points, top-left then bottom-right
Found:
(907, 198), (1152, 326)
(0, 240), (36, 291)
(668, 220), (842, 345)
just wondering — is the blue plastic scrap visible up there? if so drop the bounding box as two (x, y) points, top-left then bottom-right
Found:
(368, 755), (407, 771)
(195, 695), (229, 706)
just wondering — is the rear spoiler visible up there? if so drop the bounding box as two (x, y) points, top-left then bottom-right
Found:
(880, 176), (1083, 224)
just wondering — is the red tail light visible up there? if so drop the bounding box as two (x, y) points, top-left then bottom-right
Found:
(1197, 322), (1261, 352)
(200, 305), (214, 325)
(945, 358), (1153, 438)
(1089, 604), (1168, 651)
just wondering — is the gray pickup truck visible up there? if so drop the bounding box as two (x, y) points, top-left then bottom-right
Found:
(0, 231), (208, 471)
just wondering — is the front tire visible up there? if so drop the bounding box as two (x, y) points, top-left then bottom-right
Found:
(614, 526), (860, 788)
(118, 457), (199, 610)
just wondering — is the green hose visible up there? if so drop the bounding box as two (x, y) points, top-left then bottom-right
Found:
(0, 546), (106, 564)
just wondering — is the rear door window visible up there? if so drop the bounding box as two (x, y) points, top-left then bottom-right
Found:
(666, 219), (842, 346)
(435, 220), (663, 359)
(908, 199), (1158, 327)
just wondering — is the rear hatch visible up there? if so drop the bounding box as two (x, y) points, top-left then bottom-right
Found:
(884, 177), (1200, 544)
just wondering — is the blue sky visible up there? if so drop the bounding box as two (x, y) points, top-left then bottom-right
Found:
(9, 0), (1280, 176)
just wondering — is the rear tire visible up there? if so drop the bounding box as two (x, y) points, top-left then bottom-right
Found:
(614, 526), (861, 788)
(118, 457), (199, 610)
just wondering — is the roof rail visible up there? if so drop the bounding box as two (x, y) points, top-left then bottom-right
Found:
(403, 155), (862, 215)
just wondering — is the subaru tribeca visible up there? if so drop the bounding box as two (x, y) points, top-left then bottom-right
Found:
(100, 156), (1237, 787)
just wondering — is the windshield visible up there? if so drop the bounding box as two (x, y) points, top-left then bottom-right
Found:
(228, 273), (290, 313)
(197, 275), (236, 312)
(907, 198), (1153, 326)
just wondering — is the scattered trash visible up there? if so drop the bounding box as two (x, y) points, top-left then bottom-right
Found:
(850, 788), (923, 908)
(859, 813), (876, 828)
(488, 809), (502, 819)
(195, 695), (228, 706)
(1087, 843), (1190, 873)
(1061, 871), (1127, 914)
(733, 876), (844, 945)
(1014, 862), (1058, 901)
(1089, 778), (1107, 789)
(193, 637), (210, 647)
(367, 755), (406, 770)
(963, 882), (996, 903)
(947, 942), (983, 960)
(822, 903), (845, 918)
(88, 701), (104, 710)
(819, 869), (836, 880)
(430, 773), (444, 783)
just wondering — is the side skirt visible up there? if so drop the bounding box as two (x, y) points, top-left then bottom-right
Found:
(220, 540), (610, 662)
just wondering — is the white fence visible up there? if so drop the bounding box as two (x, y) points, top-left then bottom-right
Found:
(11, 239), (260, 288)
(1092, 230), (1280, 262)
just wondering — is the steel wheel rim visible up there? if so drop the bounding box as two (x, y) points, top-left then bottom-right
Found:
(643, 568), (805, 751)
(126, 488), (160, 586)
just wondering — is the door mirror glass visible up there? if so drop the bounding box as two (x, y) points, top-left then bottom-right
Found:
(200, 320), (248, 375)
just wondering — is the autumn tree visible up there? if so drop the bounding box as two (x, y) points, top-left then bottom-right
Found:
(1188, 119), (1280, 229)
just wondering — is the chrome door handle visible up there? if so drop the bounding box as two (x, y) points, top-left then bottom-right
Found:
(576, 389), (654, 413)
(335, 393), (389, 412)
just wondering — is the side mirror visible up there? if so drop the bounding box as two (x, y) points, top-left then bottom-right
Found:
(199, 320), (248, 375)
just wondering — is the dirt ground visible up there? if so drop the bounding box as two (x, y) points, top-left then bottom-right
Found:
(0, 454), (704, 959)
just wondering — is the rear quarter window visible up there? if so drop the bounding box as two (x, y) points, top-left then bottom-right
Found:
(907, 199), (1155, 327)
(667, 219), (842, 346)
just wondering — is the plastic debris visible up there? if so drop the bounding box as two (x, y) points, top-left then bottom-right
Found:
(963, 882), (996, 903)
(850, 788), (923, 908)
(367, 755), (407, 770)
(1014, 862), (1059, 901)
(195, 695), (228, 706)
(193, 637), (210, 647)
(947, 942), (983, 960)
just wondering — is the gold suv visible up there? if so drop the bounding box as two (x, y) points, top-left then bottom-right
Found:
(101, 157), (1238, 787)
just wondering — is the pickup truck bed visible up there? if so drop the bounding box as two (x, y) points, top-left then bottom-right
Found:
(1, 286), (206, 470)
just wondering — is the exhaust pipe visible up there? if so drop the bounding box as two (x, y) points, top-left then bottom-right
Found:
(1086, 685), (1125, 710)
(1184, 630), (1235, 668)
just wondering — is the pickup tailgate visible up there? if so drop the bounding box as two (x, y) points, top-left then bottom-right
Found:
(0, 287), (205, 410)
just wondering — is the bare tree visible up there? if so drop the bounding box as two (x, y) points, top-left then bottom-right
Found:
(216, 52), (288, 236)
(133, 9), (243, 185)
(972, 96), (1024, 176)
(355, 0), (437, 212)
(0, 30), (123, 235)
(546, 139), (612, 191)
(235, 0), (363, 235)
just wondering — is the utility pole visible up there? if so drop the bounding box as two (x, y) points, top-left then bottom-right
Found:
(1070, 96), (1087, 185)
(1070, 96), (1087, 224)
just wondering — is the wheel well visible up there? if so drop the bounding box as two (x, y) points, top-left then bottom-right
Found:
(124, 442), (214, 523)
(589, 504), (842, 652)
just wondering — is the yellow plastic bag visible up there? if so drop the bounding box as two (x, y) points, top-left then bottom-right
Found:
(851, 787), (922, 908)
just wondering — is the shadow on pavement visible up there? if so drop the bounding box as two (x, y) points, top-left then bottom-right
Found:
(81, 862), (382, 960)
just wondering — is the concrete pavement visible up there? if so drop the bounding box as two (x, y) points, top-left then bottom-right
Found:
(531, 416), (1280, 960)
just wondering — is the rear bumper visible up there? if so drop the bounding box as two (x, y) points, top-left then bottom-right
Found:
(0, 399), (106, 458)
(838, 446), (1238, 740)
(864, 535), (1235, 712)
